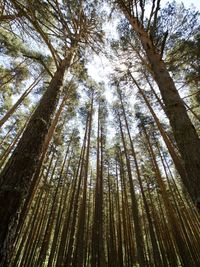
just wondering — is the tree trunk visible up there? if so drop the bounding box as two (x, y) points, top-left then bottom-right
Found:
(142, 122), (199, 266)
(73, 94), (93, 267)
(118, 90), (163, 267)
(129, 75), (188, 184)
(64, 115), (89, 267)
(91, 105), (105, 267)
(118, 2), (200, 205)
(0, 55), (73, 266)
(118, 113), (146, 267)
(0, 73), (42, 128)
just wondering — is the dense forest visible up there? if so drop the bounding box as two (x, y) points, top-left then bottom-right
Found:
(0, 0), (200, 266)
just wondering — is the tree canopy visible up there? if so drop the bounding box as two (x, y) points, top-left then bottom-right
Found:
(0, 0), (200, 266)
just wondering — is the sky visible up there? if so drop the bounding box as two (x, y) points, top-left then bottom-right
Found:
(87, 0), (200, 83)
(163, 0), (200, 9)
(85, 0), (200, 140)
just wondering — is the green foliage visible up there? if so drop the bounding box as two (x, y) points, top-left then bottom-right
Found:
(0, 28), (24, 56)
(167, 33), (200, 86)
(151, 1), (200, 54)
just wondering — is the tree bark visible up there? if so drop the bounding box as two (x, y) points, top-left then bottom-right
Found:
(73, 94), (93, 267)
(118, 1), (200, 206)
(0, 55), (72, 266)
(0, 73), (42, 128)
(142, 122), (199, 266)
(128, 75), (188, 184)
(118, 113), (147, 267)
(118, 90), (163, 267)
(91, 105), (105, 267)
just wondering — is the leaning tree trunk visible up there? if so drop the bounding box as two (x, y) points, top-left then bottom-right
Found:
(73, 95), (93, 267)
(0, 72), (43, 128)
(91, 105), (105, 267)
(0, 54), (73, 267)
(118, 113), (147, 267)
(118, 2), (200, 206)
(118, 90), (163, 267)
(128, 75), (188, 183)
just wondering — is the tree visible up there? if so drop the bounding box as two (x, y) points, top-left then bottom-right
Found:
(91, 95), (107, 267)
(113, 0), (200, 207)
(0, 1), (103, 265)
(0, 1), (200, 266)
